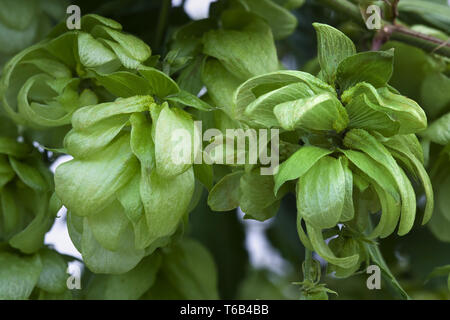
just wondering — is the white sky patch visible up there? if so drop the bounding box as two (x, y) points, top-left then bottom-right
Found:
(184, 0), (217, 20)
(172, 0), (183, 6)
(45, 155), (81, 260)
(238, 208), (291, 275)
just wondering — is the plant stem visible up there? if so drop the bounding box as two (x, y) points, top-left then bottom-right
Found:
(155, 0), (171, 52)
(389, 25), (450, 57)
(304, 248), (314, 281)
(314, 0), (450, 58)
(365, 243), (411, 300)
(365, 219), (411, 300)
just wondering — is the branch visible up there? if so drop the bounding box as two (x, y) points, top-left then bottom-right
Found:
(390, 25), (450, 57)
(314, 0), (450, 58)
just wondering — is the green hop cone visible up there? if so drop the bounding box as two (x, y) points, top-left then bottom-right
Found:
(231, 23), (433, 277)
(55, 95), (199, 274)
(0, 14), (151, 146)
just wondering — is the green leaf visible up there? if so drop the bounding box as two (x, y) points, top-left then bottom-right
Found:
(81, 14), (122, 32)
(20, 58), (72, 79)
(194, 163), (214, 191)
(297, 156), (346, 229)
(306, 223), (359, 268)
(71, 96), (152, 130)
(238, 0), (298, 39)
(342, 87), (400, 136)
(138, 66), (180, 98)
(274, 92), (348, 132)
(15, 75), (86, 128)
(94, 71), (151, 98)
(8, 191), (56, 254)
(339, 157), (355, 222)
(234, 70), (335, 121)
(0, 186), (21, 237)
(336, 49), (394, 91)
(340, 149), (399, 203)
(377, 134), (434, 225)
(342, 83), (427, 135)
(420, 72), (450, 120)
(177, 56), (206, 96)
(244, 82), (315, 128)
(9, 190), (62, 254)
(0, 137), (31, 158)
(77, 32), (117, 68)
(377, 87), (427, 134)
(142, 168), (194, 241)
(428, 205), (450, 243)
(312, 23), (356, 85)
(421, 112), (450, 145)
(55, 134), (139, 217)
(368, 183), (401, 239)
(64, 115), (129, 159)
(0, 0), (40, 55)
(274, 145), (332, 195)
(9, 157), (48, 191)
(36, 249), (67, 294)
(44, 32), (78, 68)
(397, 0), (450, 32)
(86, 200), (130, 251)
(343, 129), (416, 235)
(154, 105), (198, 177)
(207, 171), (243, 211)
(166, 90), (214, 111)
(240, 170), (280, 221)
(203, 11), (278, 80)
(155, 239), (219, 299)
(116, 172), (144, 226)
(81, 219), (145, 274)
(0, 252), (42, 300)
(202, 59), (242, 116)
(85, 252), (162, 300)
(130, 112), (155, 171)
(91, 25), (151, 62)
(0, 0), (38, 31)
(438, 175), (450, 222)
(365, 242), (411, 300)
(328, 237), (363, 278)
(67, 212), (83, 252)
(100, 38), (143, 69)
(426, 265), (450, 287)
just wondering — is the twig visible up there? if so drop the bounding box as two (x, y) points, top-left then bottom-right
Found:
(155, 0), (171, 52)
(315, 0), (450, 58)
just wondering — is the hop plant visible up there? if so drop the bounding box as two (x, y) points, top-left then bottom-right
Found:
(0, 0), (448, 301)
(55, 94), (202, 273)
